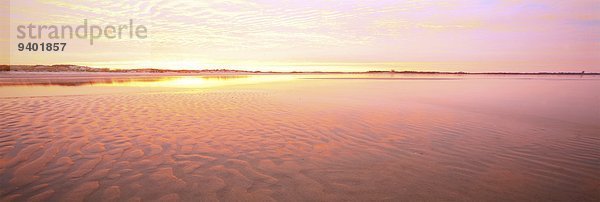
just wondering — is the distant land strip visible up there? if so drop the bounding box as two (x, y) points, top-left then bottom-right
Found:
(1, 64), (598, 75)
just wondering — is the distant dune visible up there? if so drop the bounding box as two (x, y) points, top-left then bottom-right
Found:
(1, 64), (598, 75)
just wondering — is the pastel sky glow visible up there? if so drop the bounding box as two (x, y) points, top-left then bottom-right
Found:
(2, 0), (600, 72)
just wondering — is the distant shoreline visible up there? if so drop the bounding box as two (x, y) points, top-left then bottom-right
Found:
(1, 64), (598, 75)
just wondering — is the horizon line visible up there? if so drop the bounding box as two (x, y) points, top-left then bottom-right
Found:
(1, 64), (599, 75)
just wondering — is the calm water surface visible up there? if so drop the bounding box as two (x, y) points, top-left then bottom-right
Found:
(0, 73), (598, 201)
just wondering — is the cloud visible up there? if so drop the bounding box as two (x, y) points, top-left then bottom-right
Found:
(6, 0), (600, 71)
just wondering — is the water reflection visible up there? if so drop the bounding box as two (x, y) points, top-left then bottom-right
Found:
(0, 75), (295, 98)
(1, 73), (598, 98)
(0, 75), (292, 88)
(1, 74), (597, 88)
(0, 77), (164, 87)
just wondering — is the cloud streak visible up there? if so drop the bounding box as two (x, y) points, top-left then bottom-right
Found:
(5, 0), (600, 72)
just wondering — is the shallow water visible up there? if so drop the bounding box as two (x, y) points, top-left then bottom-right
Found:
(0, 73), (599, 201)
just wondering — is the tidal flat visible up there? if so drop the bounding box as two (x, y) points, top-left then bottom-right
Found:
(0, 72), (599, 201)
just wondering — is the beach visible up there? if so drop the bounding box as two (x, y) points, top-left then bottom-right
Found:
(0, 73), (599, 201)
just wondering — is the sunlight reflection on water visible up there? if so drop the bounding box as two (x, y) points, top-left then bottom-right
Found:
(0, 75), (295, 88)
(0, 75), (296, 97)
(0, 73), (599, 98)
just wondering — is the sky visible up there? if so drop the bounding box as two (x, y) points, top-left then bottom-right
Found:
(2, 0), (599, 72)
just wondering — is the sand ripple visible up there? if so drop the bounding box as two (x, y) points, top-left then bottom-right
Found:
(0, 84), (599, 201)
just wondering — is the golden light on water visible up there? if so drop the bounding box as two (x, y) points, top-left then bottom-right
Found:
(0, 75), (298, 97)
(0, 74), (329, 98)
(82, 75), (297, 88)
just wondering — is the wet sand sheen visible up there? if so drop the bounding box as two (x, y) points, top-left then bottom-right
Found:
(0, 74), (599, 201)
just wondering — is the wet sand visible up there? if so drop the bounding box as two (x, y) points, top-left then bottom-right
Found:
(0, 73), (599, 201)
